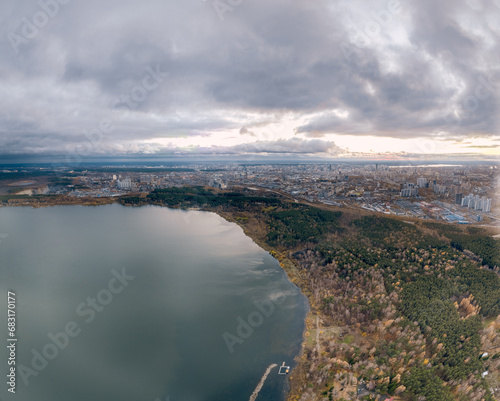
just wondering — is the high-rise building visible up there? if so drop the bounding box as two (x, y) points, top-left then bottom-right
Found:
(475, 198), (483, 211)
(484, 198), (492, 213)
(400, 183), (418, 197)
(433, 184), (447, 194)
(417, 177), (428, 188)
(117, 178), (132, 189)
(468, 197), (475, 209)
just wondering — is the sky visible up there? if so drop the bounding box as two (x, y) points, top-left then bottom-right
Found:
(0, 0), (499, 163)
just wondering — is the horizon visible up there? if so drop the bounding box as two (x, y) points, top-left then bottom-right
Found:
(1, 156), (499, 168)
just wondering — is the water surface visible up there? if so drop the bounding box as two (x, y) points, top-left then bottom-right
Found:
(0, 204), (307, 401)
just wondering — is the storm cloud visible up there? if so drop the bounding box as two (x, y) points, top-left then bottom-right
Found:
(0, 0), (498, 160)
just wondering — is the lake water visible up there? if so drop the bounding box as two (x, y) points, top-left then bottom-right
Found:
(0, 205), (307, 401)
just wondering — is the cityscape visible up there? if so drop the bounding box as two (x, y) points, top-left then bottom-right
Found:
(2, 162), (498, 227)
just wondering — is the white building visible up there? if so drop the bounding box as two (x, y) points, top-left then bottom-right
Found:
(117, 178), (132, 189)
(461, 194), (492, 212)
(417, 177), (428, 188)
(484, 198), (492, 213)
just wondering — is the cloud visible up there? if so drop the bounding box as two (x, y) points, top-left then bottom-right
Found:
(227, 138), (343, 154)
(239, 127), (256, 137)
(461, 144), (500, 149)
(162, 138), (344, 156)
(0, 0), (498, 161)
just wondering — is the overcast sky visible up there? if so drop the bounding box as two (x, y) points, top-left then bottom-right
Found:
(1, 0), (499, 163)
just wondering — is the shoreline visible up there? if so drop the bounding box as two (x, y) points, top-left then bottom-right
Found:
(163, 203), (314, 400)
(160, 204), (314, 399)
(0, 200), (313, 399)
(221, 213), (313, 400)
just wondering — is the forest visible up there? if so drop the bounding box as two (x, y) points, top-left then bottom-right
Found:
(142, 186), (281, 208)
(292, 216), (500, 401)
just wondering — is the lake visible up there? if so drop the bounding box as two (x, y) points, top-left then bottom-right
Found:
(0, 204), (307, 401)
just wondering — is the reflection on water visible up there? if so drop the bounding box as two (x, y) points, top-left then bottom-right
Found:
(0, 205), (307, 401)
